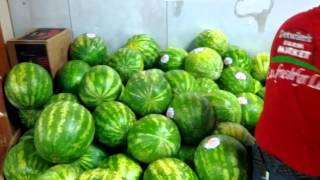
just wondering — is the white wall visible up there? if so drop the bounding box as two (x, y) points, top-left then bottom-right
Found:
(0, 0), (14, 42)
(8, 0), (320, 55)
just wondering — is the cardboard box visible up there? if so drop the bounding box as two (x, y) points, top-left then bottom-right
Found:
(7, 28), (71, 76)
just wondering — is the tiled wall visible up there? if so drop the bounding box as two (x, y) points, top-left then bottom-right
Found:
(8, 0), (320, 55)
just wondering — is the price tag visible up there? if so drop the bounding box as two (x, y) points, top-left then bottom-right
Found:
(166, 107), (175, 118)
(86, 33), (97, 38)
(204, 137), (220, 150)
(161, 54), (170, 64)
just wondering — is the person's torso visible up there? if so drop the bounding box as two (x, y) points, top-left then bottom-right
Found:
(255, 6), (320, 176)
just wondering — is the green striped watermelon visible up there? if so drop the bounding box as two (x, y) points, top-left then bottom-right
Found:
(4, 139), (52, 180)
(194, 77), (219, 95)
(195, 29), (229, 55)
(206, 89), (242, 123)
(45, 93), (79, 106)
(213, 122), (255, 146)
(194, 135), (248, 180)
(164, 70), (196, 95)
(70, 33), (107, 66)
(55, 60), (90, 94)
(143, 158), (198, 180)
(100, 153), (142, 180)
(36, 164), (82, 180)
(167, 93), (215, 145)
(19, 128), (35, 142)
(176, 146), (196, 169)
(127, 114), (181, 163)
(257, 86), (265, 99)
(219, 66), (258, 94)
(223, 46), (253, 72)
(237, 93), (264, 130)
(126, 34), (160, 68)
(78, 168), (122, 180)
(251, 52), (270, 82)
(72, 144), (107, 171)
(120, 69), (172, 116)
(93, 101), (136, 147)
(18, 109), (41, 128)
(79, 65), (122, 108)
(185, 47), (223, 80)
(107, 47), (144, 82)
(34, 102), (95, 163)
(4, 62), (53, 109)
(158, 47), (188, 71)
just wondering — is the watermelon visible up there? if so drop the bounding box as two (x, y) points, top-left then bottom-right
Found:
(176, 146), (196, 169)
(219, 66), (259, 94)
(206, 89), (242, 123)
(195, 29), (229, 55)
(34, 102), (95, 163)
(194, 77), (219, 95)
(4, 62), (53, 109)
(167, 93), (215, 145)
(79, 65), (122, 108)
(223, 46), (252, 72)
(158, 47), (188, 71)
(73, 144), (107, 171)
(45, 93), (79, 106)
(237, 93), (264, 130)
(93, 101), (136, 147)
(100, 153), (142, 180)
(164, 70), (196, 95)
(19, 128), (35, 142)
(4, 139), (52, 180)
(194, 135), (248, 180)
(70, 33), (107, 66)
(253, 79), (263, 94)
(19, 109), (41, 128)
(36, 164), (82, 180)
(143, 158), (198, 180)
(107, 47), (144, 82)
(127, 114), (181, 163)
(126, 34), (160, 68)
(55, 60), (91, 94)
(251, 52), (270, 82)
(78, 168), (122, 180)
(213, 122), (255, 146)
(257, 86), (265, 99)
(185, 47), (223, 80)
(120, 69), (172, 116)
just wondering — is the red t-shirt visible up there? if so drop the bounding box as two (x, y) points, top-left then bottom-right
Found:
(255, 6), (320, 176)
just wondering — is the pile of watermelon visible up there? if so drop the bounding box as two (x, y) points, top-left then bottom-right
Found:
(3, 30), (270, 180)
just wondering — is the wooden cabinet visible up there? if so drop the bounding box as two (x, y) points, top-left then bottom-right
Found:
(0, 26), (14, 177)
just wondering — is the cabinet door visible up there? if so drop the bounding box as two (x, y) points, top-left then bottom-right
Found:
(0, 26), (14, 176)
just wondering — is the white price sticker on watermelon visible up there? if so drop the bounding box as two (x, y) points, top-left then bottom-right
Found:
(238, 97), (248, 105)
(166, 107), (175, 118)
(235, 72), (247, 81)
(86, 33), (97, 38)
(160, 54), (170, 64)
(204, 137), (220, 150)
(191, 48), (205, 53)
(224, 57), (233, 65)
